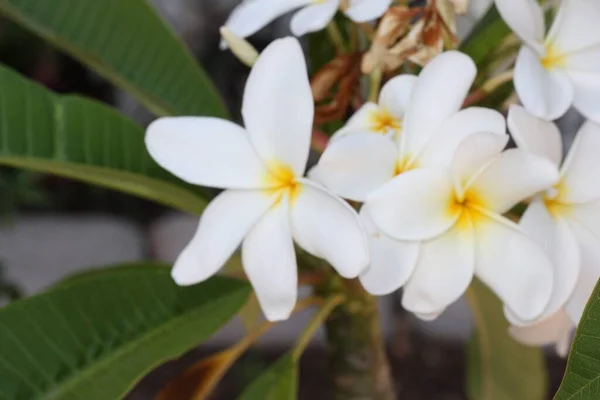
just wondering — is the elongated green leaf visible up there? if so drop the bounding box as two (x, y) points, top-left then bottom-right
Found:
(459, 6), (512, 67)
(0, 263), (250, 400)
(238, 353), (298, 400)
(0, 0), (228, 118)
(0, 64), (207, 214)
(554, 278), (600, 400)
(466, 279), (548, 400)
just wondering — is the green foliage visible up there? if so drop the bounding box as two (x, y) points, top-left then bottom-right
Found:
(554, 278), (600, 400)
(459, 5), (512, 67)
(308, 29), (337, 74)
(238, 353), (298, 400)
(466, 279), (548, 400)
(0, 64), (208, 214)
(0, 0), (228, 118)
(0, 263), (250, 400)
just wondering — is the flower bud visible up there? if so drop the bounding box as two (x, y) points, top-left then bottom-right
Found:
(219, 27), (259, 67)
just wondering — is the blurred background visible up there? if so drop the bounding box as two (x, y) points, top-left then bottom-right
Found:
(0, 0), (581, 398)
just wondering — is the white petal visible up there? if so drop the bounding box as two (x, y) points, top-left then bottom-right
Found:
(402, 218), (475, 317)
(514, 46), (574, 121)
(560, 120), (600, 203)
(571, 200), (600, 242)
(344, 0), (392, 22)
(224, 0), (310, 42)
(242, 38), (313, 176)
(547, 0), (600, 54)
(290, 0), (339, 36)
(378, 75), (418, 119)
(366, 169), (459, 241)
(564, 219), (600, 325)
(520, 200), (580, 320)
(417, 107), (507, 169)
(493, 0), (545, 52)
(414, 310), (445, 321)
(467, 149), (560, 214)
(291, 180), (369, 278)
(331, 103), (382, 139)
(401, 51), (476, 162)
(451, 132), (509, 193)
(507, 104), (563, 167)
(509, 309), (574, 354)
(309, 133), (397, 202)
(473, 212), (553, 323)
(569, 71), (600, 123)
(358, 207), (419, 295)
(565, 46), (600, 72)
(243, 197), (297, 321)
(172, 189), (275, 285)
(146, 117), (269, 189)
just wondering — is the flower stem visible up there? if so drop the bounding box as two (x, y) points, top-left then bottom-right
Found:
(292, 294), (345, 360)
(318, 278), (396, 400)
(327, 21), (347, 53)
(463, 69), (515, 107)
(369, 67), (382, 103)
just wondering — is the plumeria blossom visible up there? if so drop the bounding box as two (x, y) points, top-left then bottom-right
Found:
(507, 105), (600, 355)
(312, 51), (555, 322)
(365, 130), (558, 322)
(494, 0), (600, 121)
(331, 75), (417, 139)
(222, 0), (391, 45)
(145, 38), (369, 322)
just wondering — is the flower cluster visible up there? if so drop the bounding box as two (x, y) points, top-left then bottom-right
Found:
(145, 0), (600, 355)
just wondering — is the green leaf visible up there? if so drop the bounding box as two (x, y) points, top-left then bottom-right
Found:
(0, 0), (228, 118)
(238, 353), (298, 400)
(0, 263), (250, 400)
(554, 278), (600, 400)
(466, 279), (548, 400)
(0, 64), (207, 214)
(459, 5), (512, 67)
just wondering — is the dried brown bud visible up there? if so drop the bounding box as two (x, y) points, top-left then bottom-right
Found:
(364, 0), (462, 71)
(311, 54), (362, 125)
(448, 0), (469, 14)
(361, 6), (417, 74)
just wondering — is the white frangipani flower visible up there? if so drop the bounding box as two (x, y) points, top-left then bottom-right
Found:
(222, 0), (392, 45)
(331, 75), (417, 140)
(506, 105), (600, 354)
(365, 130), (558, 322)
(494, 0), (600, 121)
(310, 52), (528, 318)
(145, 38), (369, 322)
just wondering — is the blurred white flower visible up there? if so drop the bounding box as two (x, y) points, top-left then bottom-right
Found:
(145, 38), (369, 322)
(312, 51), (555, 323)
(495, 0), (600, 121)
(507, 105), (600, 355)
(222, 0), (391, 46)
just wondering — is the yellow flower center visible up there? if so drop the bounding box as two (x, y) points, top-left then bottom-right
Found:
(393, 154), (417, 177)
(543, 181), (571, 218)
(448, 189), (488, 232)
(265, 161), (302, 204)
(369, 109), (402, 135)
(541, 43), (567, 70)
